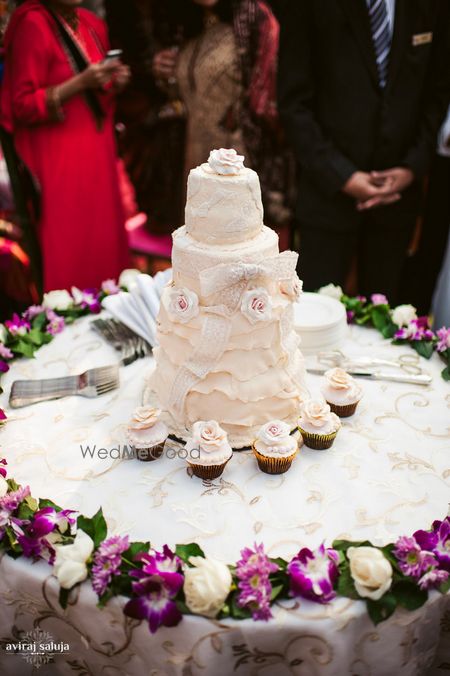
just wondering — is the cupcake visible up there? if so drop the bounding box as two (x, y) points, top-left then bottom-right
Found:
(127, 406), (168, 462)
(298, 400), (341, 450)
(252, 420), (298, 474)
(185, 420), (233, 479)
(321, 368), (363, 417)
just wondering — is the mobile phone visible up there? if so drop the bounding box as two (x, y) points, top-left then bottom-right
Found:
(104, 49), (123, 62)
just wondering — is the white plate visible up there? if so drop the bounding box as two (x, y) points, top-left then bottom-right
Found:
(294, 293), (348, 354)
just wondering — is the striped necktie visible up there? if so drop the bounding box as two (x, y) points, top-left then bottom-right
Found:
(368, 0), (392, 88)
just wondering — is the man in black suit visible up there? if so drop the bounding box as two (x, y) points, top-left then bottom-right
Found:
(278, 0), (450, 302)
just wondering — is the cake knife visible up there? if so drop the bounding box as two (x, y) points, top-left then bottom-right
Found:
(306, 368), (432, 386)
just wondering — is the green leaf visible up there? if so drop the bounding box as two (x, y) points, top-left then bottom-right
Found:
(32, 313), (48, 330)
(28, 328), (47, 346)
(381, 323), (397, 339)
(269, 556), (288, 570)
(393, 580), (428, 610)
(270, 584), (284, 602)
(39, 498), (64, 511)
(412, 341), (434, 360)
(439, 578), (450, 595)
(123, 541), (150, 564)
(366, 593), (397, 625)
(370, 306), (391, 332)
(77, 508), (107, 548)
(441, 366), (450, 382)
(175, 543), (205, 565)
(59, 588), (70, 610)
(17, 502), (36, 521)
(332, 539), (372, 552)
(13, 340), (36, 359)
(336, 566), (360, 600)
(6, 478), (20, 492)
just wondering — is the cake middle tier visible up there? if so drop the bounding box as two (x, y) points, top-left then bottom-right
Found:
(172, 225), (279, 297)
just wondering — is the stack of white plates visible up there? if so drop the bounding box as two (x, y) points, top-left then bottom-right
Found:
(294, 292), (348, 354)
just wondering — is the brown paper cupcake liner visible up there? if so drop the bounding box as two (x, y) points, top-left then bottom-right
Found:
(252, 446), (298, 475)
(298, 426), (338, 450)
(188, 459), (229, 480)
(135, 442), (165, 462)
(327, 401), (359, 418)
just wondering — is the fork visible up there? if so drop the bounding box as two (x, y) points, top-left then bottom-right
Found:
(9, 365), (120, 408)
(91, 318), (152, 365)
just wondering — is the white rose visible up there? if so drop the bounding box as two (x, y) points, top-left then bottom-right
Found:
(167, 287), (199, 323)
(258, 420), (291, 446)
(0, 475), (8, 498)
(192, 420), (227, 450)
(325, 368), (354, 390)
(318, 284), (343, 301)
(391, 304), (417, 327)
(241, 288), (272, 324)
(0, 324), (7, 343)
(53, 530), (94, 590)
(208, 148), (245, 175)
(184, 556), (232, 618)
(347, 546), (393, 601)
(300, 400), (333, 428)
(42, 289), (73, 311)
(118, 268), (141, 290)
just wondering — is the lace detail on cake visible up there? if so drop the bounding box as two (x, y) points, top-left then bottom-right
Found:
(167, 310), (232, 417)
(199, 251), (298, 312)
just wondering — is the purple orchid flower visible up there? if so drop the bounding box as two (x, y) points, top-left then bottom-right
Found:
(0, 344), (13, 360)
(0, 459), (7, 478)
(287, 544), (339, 604)
(414, 518), (450, 571)
(124, 573), (183, 633)
(0, 408), (6, 423)
(45, 310), (65, 336)
(357, 295), (367, 303)
(346, 310), (355, 324)
(0, 486), (31, 540)
(78, 289), (102, 314)
(436, 327), (450, 353)
(395, 317), (435, 342)
(91, 534), (129, 597)
(0, 361), (9, 375)
(124, 545), (184, 633)
(4, 314), (30, 337)
(28, 507), (77, 538)
(371, 293), (388, 306)
(235, 543), (279, 621)
(101, 279), (120, 296)
(393, 536), (437, 578)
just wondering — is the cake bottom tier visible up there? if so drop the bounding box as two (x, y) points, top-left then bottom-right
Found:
(147, 354), (308, 448)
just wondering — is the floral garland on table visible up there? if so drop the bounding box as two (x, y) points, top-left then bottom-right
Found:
(317, 284), (450, 381)
(0, 459), (449, 629)
(0, 273), (449, 629)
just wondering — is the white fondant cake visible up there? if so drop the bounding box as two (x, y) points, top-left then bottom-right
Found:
(150, 149), (307, 448)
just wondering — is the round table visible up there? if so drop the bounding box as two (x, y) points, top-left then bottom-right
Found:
(0, 313), (449, 675)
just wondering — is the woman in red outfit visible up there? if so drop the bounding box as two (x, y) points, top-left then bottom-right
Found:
(0, 0), (130, 291)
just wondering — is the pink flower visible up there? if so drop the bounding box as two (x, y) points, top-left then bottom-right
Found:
(395, 317), (434, 342)
(418, 568), (449, 591)
(371, 293), (388, 306)
(5, 314), (30, 337)
(23, 305), (44, 322)
(167, 288), (199, 323)
(436, 327), (450, 353)
(288, 544), (339, 604)
(101, 279), (120, 296)
(236, 543), (278, 621)
(241, 288), (272, 324)
(0, 409), (6, 423)
(0, 361), (9, 374)
(0, 345), (13, 360)
(45, 310), (65, 336)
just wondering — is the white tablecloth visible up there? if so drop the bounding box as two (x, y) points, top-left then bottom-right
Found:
(0, 314), (449, 675)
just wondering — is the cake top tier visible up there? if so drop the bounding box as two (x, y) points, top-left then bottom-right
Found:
(185, 149), (264, 246)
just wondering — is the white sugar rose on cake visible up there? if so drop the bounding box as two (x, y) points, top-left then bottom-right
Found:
(149, 148), (308, 448)
(252, 420), (299, 474)
(185, 420), (233, 479)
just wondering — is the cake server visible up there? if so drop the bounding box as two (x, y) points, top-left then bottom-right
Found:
(9, 365), (120, 408)
(307, 368), (432, 386)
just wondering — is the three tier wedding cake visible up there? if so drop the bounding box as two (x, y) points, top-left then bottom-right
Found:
(150, 149), (307, 448)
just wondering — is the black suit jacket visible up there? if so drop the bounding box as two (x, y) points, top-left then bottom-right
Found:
(278, 0), (450, 230)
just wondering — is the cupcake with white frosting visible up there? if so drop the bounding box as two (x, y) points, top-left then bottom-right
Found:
(127, 406), (168, 462)
(252, 420), (298, 474)
(298, 400), (341, 450)
(321, 368), (363, 417)
(185, 420), (233, 479)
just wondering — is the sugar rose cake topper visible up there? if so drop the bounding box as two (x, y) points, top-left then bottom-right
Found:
(208, 148), (245, 175)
